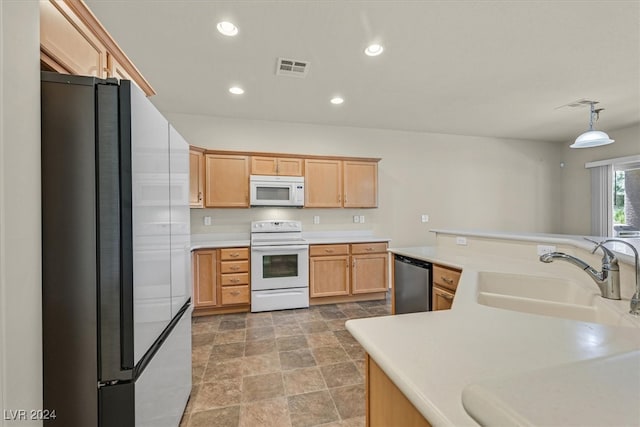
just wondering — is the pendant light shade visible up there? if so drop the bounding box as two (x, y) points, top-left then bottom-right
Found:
(570, 102), (614, 148)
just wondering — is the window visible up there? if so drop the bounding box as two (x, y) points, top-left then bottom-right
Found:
(588, 155), (640, 237)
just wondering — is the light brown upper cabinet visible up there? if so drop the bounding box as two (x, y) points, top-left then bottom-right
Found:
(205, 154), (249, 208)
(343, 161), (378, 208)
(305, 159), (343, 208)
(305, 159), (378, 208)
(251, 156), (304, 176)
(39, 0), (155, 96)
(189, 148), (205, 208)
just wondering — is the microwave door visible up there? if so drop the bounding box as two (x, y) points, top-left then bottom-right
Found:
(252, 183), (293, 206)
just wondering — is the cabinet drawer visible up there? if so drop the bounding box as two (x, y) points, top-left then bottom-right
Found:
(221, 260), (249, 274)
(221, 285), (249, 305)
(221, 273), (249, 286)
(433, 265), (461, 292)
(433, 286), (455, 311)
(220, 247), (249, 261)
(351, 242), (388, 255)
(310, 244), (350, 257)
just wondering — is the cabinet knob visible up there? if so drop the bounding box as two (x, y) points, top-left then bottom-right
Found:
(230, 253), (240, 258)
(230, 266), (240, 271)
(231, 278), (239, 283)
(344, 194), (347, 203)
(198, 191), (202, 201)
(442, 293), (454, 300)
(441, 277), (454, 285)
(231, 291), (240, 296)
(365, 247), (374, 251)
(325, 248), (335, 253)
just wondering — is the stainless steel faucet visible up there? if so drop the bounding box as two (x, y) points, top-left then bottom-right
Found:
(539, 238), (640, 316)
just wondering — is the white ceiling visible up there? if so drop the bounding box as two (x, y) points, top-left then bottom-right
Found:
(86, 0), (640, 143)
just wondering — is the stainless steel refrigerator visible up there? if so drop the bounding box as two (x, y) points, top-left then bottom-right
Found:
(41, 72), (192, 426)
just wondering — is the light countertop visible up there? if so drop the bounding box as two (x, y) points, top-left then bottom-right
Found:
(347, 234), (640, 426)
(190, 230), (390, 250)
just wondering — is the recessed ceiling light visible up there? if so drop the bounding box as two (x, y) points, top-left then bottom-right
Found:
(330, 97), (344, 105)
(229, 86), (244, 95)
(364, 44), (384, 56)
(217, 21), (238, 36)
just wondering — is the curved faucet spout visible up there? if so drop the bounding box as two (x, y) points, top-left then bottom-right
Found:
(539, 252), (603, 280)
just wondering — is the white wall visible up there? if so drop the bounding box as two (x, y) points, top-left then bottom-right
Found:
(558, 123), (640, 235)
(168, 114), (563, 246)
(0, 1), (42, 425)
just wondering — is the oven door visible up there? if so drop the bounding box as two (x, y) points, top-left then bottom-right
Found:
(251, 245), (309, 290)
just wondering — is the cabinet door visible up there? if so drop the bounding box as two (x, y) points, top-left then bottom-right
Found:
(251, 156), (278, 175)
(305, 159), (343, 207)
(310, 255), (350, 297)
(277, 158), (303, 176)
(205, 155), (249, 207)
(343, 161), (378, 208)
(193, 250), (217, 308)
(189, 149), (205, 208)
(351, 253), (388, 294)
(432, 286), (454, 311)
(40, 0), (108, 77)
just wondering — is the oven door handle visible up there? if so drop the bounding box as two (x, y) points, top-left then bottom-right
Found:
(251, 245), (309, 252)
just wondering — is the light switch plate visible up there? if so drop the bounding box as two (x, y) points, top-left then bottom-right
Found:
(456, 236), (467, 246)
(313, 215), (320, 224)
(203, 216), (212, 226)
(353, 215), (360, 223)
(359, 215), (365, 223)
(421, 214), (429, 223)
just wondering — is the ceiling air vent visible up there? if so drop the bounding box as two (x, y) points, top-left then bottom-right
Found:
(276, 58), (310, 78)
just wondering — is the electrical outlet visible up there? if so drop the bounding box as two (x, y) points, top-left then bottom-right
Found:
(537, 245), (556, 256)
(353, 215), (360, 223)
(421, 214), (429, 223)
(456, 236), (467, 246)
(359, 215), (365, 224)
(203, 216), (212, 226)
(313, 215), (320, 224)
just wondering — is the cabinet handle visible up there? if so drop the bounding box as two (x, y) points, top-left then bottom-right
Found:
(441, 293), (454, 300)
(325, 248), (335, 253)
(198, 191), (202, 201)
(344, 194), (347, 203)
(441, 277), (454, 285)
(337, 194), (341, 203)
(230, 291), (240, 296)
(353, 260), (356, 268)
(230, 265), (240, 271)
(230, 253), (240, 258)
(365, 247), (374, 251)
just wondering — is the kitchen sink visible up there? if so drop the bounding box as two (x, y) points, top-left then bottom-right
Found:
(475, 272), (635, 327)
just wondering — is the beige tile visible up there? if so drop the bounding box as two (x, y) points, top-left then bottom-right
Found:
(246, 315), (273, 329)
(283, 367), (327, 396)
(192, 332), (216, 347)
(321, 416), (366, 427)
(320, 310), (347, 320)
(276, 335), (308, 352)
(299, 320), (329, 334)
(329, 384), (365, 419)
(340, 308), (370, 319)
(214, 329), (246, 345)
(320, 362), (362, 388)
(306, 331), (340, 348)
(244, 339), (276, 356)
(287, 390), (339, 427)
(246, 326), (275, 342)
(202, 358), (244, 382)
(272, 313), (299, 326)
(210, 342), (245, 361)
(353, 359), (366, 378)
(241, 372), (285, 402)
(241, 352), (281, 377)
(188, 405), (240, 427)
(325, 319), (347, 331)
(192, 363), (206, 385)
(311, 346), (350, 365)
(279, 349), (317, 371)
(274, 323), (303, 336)
(193, 378), (242, 411)
(239, 397), (291, 427)
(342, 342), (366, 361)
(219, 319), (247, 330)
(192, 346), (211, 366)
(333, 330), (358, 346)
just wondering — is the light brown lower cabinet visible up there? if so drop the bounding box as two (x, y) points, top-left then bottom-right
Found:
(366, 354), (432, 427)
(431, 264), (462, 311)
(310, 242), (388, 304)
(192, 247), (250, 316)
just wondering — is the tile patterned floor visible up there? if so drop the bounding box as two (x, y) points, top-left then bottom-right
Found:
(181, 296), (391, 427)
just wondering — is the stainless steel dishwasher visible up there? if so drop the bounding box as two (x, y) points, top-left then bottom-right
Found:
(394, 255), (432, 314)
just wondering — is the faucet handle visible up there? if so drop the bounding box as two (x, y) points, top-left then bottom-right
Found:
(584, 238), (617, 263)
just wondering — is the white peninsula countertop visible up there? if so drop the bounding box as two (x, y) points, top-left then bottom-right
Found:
(346, 231), (640, 426)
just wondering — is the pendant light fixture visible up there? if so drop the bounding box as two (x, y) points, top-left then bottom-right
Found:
(570, 102), (614, 148)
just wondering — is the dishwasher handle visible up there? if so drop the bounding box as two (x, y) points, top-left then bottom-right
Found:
(395, 254), (432, 270)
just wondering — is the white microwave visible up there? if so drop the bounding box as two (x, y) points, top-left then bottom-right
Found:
(250, 175), (305, 207)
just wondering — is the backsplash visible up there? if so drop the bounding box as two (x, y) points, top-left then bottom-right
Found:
(190, 208), (380, 235)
